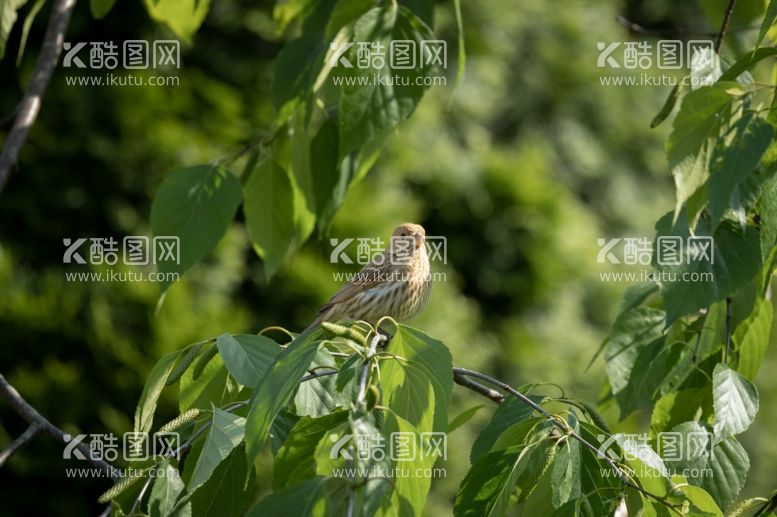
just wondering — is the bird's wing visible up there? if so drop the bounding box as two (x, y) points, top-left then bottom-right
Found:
(316, 256), (391, 315)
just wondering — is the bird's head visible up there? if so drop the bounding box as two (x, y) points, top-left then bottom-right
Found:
(392, 223), (426, 251)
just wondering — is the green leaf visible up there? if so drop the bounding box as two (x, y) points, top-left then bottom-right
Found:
(455, 445), (548, 517)
(244, 328), (322, 480)
(651, 83), (687, 129)
(451, 0), (466, 98)
(551, 431), (581, 508)
(309, 118), (345, 231)
(14, 0), (42, 65)
(756, 1), (777, 47)
(243, 160), (295, 278)
(269, 410), (300, 456)
(655, 212), (762, 325)
(381, 412), (438, 517)
(603, 307), (665, 395)
(701, 437), (749, 512)
(663, 421), (748, 512)
(380, 325), (453, 435)
(294, 348), (351, 417)
(735, 298), (773, 380)
(150, 165), (242, 291)
(272, 35), (326, 120)
(666, 85), (732, 218)
(337, 6), (435, 158)
(246, 476), (349, 517)
(134, 351), (180, 433)
(712, 364), (759, 440)
(0, 0), (26, 59)
(448, 405), (485, 433)
(273, 411), (348, 489)
(142, 0), (210, 41)
(272, 0), (316, 33)
(179, 354), (235, 412)
(470, 397), (540, 463)
(325, 0), (374, 39)
(708, 114), (774, 230)
(719, 47), (777, 81)
(189, 407), (246, 492)
(89, 0), (117, 18)
(760, 172), (777, 264)
(650, 388), (712, 437)
(216, 334), (282, 388)
(189, 445), (254, 517)
(148, 460), (190, 517)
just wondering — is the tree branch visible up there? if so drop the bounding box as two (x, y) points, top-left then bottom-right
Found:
(0, 0), (77, 194)
(0, 423), (41, 467)
(715, 0), (738, 52)
(451, 367), (681, 513)
(0, 373), (120, 478)
(453, 370), (504, 403)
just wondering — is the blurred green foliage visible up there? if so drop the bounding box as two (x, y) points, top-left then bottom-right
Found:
(1, 0), (776, 515)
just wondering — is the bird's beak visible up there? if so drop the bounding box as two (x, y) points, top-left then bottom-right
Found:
(415, 234), (425, 249)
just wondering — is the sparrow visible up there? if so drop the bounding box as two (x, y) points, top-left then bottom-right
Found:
(306, 223), (432, 332)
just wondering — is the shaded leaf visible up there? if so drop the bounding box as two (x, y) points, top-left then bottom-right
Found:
(243, 160), (295, 278)
(216, 333), (282, 388)
(244, 328), (322, 479)
(150, 165), (242, 290)
(189, 407), (246, 492)
(149, 460), (190, 517)
(708, 113), (773, 230)
(666, 85), (732, 218)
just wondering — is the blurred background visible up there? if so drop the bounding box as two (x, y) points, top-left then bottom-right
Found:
(1, 0), (775, 514)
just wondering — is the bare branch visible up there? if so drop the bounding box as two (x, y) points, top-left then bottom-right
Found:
(0, 373), (120, 478)
(0, 423), (41, 467)
(715, 0), (738, 52)
(452, 370), (504, 403)
(0, 0), (77, 194)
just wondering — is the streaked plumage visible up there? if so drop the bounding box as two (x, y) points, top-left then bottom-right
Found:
(306, 223), (432, 331)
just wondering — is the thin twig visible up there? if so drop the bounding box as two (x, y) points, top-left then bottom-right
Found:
(0, 374), (120, 478)
(715, 0), (738, 52)
(0, 423), (41, 466)
(692, 309), (709, 363)
(355, 334), (385, 410)
(0, 0), (77, 194)
(452, 371), (504, 403)
(724, 297), (733, 364)
(616, 15), (756, 38)
(452, 367), (680, 513)
(347, 333), (385, 517)
(128, 473), (154, 515)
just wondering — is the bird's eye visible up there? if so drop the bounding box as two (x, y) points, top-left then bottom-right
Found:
(400, 232), (406, 236)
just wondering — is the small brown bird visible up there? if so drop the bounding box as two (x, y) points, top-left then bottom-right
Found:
(306, 223), (432, 332)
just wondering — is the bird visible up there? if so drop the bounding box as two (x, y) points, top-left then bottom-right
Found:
(305, 223), (432, 333)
